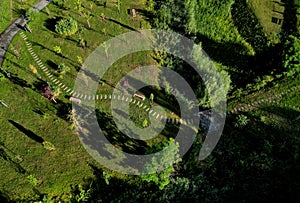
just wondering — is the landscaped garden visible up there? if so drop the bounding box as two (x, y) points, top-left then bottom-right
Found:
(0, 0), (299, 202)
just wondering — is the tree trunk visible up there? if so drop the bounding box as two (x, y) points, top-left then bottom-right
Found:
(10, 0), (13, 23)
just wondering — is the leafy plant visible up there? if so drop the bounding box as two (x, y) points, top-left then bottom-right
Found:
(57, 63), (69, 74)
(141, 138), (181, 190)
(142, 119), (149, 128)
(55, 17), (78, 36)
(27, 174), (38, 187)
(43, 141), (56, 151)
(52, 86), (61, 97)
(0, 72), (5, 81)
(53, 46), (62, 55)
(234, 114), (249, 128)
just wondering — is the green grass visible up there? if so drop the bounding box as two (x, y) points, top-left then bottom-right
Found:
(0, 0), (39, 34)
(248, 0), (284, 41)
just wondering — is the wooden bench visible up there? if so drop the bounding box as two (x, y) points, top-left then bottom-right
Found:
(134, 93), (145, 100)
(69, 97), (81, 103)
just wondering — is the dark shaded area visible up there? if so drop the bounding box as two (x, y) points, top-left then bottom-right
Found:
(8, 120), (44, 144)
(107, 18), (141, 32)
(0, 142), (26, 174)
(55, 102), (72, 121)
(44, 17), (62, 33)
(73, 105), (300, 202)
(281, 0), (299, 36)
(210, 109), (300, 202)
(0, 191), (10, 203)
(96, 110), (149, 154)
(7, 73), (31, 88)
(45, 60), (57, 71)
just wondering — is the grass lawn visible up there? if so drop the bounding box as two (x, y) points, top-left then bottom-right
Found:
(0, 0), (39, 34)
(247, 0), (284, 42)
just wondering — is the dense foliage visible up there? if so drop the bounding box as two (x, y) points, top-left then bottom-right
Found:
(282, 35), (300, 76)
(55, 17), (78, 36)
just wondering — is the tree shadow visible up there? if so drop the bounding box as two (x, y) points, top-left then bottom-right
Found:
(7, 73), (31, 88)
(95, 109), (148, 154)
(8, 120), (44, 144)
(212, 108), (300, 201)
(107, 18), (140, 33)
(44, 17), (62, 33)
(45, 60), (57, 70)
(0, 143), (26, 174)
(31, 41), (57, 55)
(281, 0), (299, 36)
(0, 191), (10, 203)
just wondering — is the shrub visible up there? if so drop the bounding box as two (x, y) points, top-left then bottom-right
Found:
(55, 17), (78, 36)
(0, 72), (5, 80)
(27, 174), (38, 187)
(234, 114), (249, 128)
(43, 141), (56, 151)
(57, 63), (69, 74)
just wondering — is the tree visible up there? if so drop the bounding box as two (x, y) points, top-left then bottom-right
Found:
(10, 0), (13, 23)
(141, 138), (181, 190)
(149, 93), (154, 104)
(282, 35), (300, 77)
(74, 0), (84, 14)
(84, 10), (92, 29)
(53, 46), (62, 55)
(58, 63), (69, 75)
(101, 42), (110, 59)
(116, 0), (121, 14)
(234, 114), (249, 128)
(142, 119), (148, 128)
(77, 56), (83, 65)
(55, 17), (78, 36)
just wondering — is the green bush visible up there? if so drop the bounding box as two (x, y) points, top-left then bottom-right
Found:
(55, 17), (78, 36)
(0, 72), (5, 80)
(57, 63), (69, 74)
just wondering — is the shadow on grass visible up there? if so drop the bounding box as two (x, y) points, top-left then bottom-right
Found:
(281, 0), (299, 36)
(8, 120), (44, 144)
(96, 110), (148, 154)
(8, 73), (31, 88)
(0, 142), (26, 174)
(107, 18), (140, 33)
(0, 191), (10, 203)
(44, 17), (62, 33)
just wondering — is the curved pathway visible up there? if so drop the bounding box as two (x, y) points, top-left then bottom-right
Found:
(20, 31), (197, 125)
(0, 0), (52, 69)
